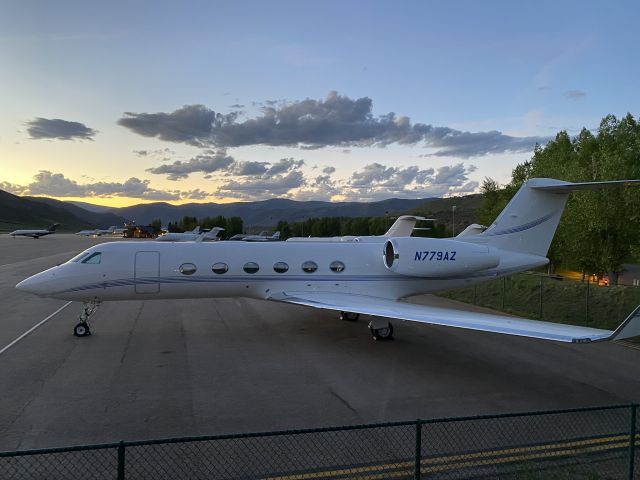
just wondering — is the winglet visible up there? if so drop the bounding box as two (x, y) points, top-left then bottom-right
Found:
(609, 305), (640, 341)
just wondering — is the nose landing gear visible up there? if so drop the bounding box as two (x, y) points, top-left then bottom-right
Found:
(74, 301), (100, 337)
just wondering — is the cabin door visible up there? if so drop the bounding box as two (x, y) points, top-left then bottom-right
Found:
(135, 251), (160, 294)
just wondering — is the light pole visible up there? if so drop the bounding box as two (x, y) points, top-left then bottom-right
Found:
(452, 205), (457, 237)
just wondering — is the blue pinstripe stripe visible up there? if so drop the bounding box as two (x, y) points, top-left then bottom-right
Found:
(483, 210), (558, 237)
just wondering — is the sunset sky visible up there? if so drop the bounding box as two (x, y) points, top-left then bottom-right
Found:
(1, 0), (638, 207)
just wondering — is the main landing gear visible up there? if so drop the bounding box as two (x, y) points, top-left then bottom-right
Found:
(368, 319), (394, 341)
(339, 311), (394, 341)
(340, 311), (360, 321)
(74, 301), (100, 337)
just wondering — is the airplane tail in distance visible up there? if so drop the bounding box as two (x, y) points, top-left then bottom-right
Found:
(474, 178), (640, 257)
(272, 231), (281, 240)
(48, 223), (60, 232)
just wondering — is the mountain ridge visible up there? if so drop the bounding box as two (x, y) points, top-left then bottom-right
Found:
(1, 190), (481, 231)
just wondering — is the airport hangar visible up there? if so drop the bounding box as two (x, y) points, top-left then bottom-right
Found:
(1, 234), (639, 451)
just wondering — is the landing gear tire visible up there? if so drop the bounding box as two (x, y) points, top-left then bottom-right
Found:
(340, 311), (360, 321)
(74, 322), (91, 337)
(370, 322), (394, 341)
(74, 300), (100, 337)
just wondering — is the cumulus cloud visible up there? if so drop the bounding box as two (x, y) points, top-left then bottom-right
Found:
(338, 162), (479, 201)
(146, 150), (235, 180)
(217, 171), (306, 200)
(26, 118), (97, 141)
(146, 149), (305, 181)
(117, 92), (550, 158)
(5, 171), (213, 201)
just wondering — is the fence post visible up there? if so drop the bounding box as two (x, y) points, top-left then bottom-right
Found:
(629, 405), (637, 480)
(117, 441), (126, 480)
(539, 276), (543, 318)
(501, 277), (506, 310)
(415, 420), (422, 480)
(586, 276), (590, 322)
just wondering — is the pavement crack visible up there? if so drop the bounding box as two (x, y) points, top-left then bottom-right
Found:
(329, 389), (358, 415)
(119, 302), (144, 364)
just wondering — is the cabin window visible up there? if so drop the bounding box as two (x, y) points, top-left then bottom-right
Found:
(212, 263), (229, 274)
(329, 261), (345, 273)
(301, 261), (318, 273)
(273, 262), (289, 273)
(179, 263), (197, 275)
(82, 252), (102, 264)
(243, 262), (260, 274)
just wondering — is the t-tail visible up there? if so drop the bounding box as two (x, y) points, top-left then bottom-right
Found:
(471, 178), (640, 257)
(47, 223), (60, 232)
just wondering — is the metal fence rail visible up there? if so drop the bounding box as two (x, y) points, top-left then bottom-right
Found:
(1, 404), (638, 479)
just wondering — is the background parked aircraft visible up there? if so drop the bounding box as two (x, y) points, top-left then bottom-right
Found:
(229, 231), (281, 242)
(9, 223), (59, 238)
(76, 226), (119, 236)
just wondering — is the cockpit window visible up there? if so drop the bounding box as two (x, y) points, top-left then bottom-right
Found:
(82, 252), (102, 264)
(68, 251), (91, 263)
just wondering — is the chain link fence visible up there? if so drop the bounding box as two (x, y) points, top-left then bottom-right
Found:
(1, 404), (638, 479)
(438, 272), (640, 331)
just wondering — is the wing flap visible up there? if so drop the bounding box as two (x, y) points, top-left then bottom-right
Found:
(269, 292), (633, 343)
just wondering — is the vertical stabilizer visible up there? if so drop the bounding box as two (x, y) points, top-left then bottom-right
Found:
(475, 179), (571, 256)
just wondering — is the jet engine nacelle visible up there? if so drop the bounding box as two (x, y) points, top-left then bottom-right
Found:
(383, 237), (500, 277)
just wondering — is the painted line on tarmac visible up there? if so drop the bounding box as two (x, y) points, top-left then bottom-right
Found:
(0, 301), (72, 356)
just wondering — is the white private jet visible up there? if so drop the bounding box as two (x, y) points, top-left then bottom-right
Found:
(76, 226), (118, 236)
(228, 231), (281, 242)
(9, 223), (60, 239)
(15, 178), (640, 342)
(156, 227), (224, 242)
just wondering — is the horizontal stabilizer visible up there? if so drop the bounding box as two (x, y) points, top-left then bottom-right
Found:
(270, 292), (640, 343)
(531, 179), (640, 193)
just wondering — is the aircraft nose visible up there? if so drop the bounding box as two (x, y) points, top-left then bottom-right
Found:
(16, 271), (55, 296)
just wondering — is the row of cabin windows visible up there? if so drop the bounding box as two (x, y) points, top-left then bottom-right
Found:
(178, 260), (346, 276)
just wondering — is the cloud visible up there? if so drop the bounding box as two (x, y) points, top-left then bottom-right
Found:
(26, 118), (97, 141)
(217, 171), (306, 200)
(146, 150), (235, 180)
(0, 181), (24, 195)
(146, 149), (305, 181)
(133, 148), (174, 157)
(117, 104), (224, 146)
(117, 92), (550, 157)
(292, 161), (479, 202)
(338, 162), (478, 201)
(7, 171), (209, 201)
(322, 166), (336, 175)
(564, 90), (587, 100)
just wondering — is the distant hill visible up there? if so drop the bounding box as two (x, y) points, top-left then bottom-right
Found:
(107, 195), (482, 228)
(1, 190), (483, 232)
(0, 190), (95, 232)
(25, 196), (128, 228)
(108, 197), (431, 227)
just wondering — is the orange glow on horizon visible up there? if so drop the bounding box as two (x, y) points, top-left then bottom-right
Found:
(39, 195), (243, 208)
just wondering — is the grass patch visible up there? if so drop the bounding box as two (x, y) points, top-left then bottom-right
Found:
(438, 273), (640, 331)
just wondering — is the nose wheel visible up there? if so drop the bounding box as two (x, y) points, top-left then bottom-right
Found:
(74, 301), (100, 337)
(74, 322), (91, 337)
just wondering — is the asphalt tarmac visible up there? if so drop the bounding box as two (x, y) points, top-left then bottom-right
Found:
(1, 234), (639, 451)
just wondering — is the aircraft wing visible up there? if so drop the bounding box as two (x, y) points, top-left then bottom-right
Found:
(269, 292), (640, 343)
